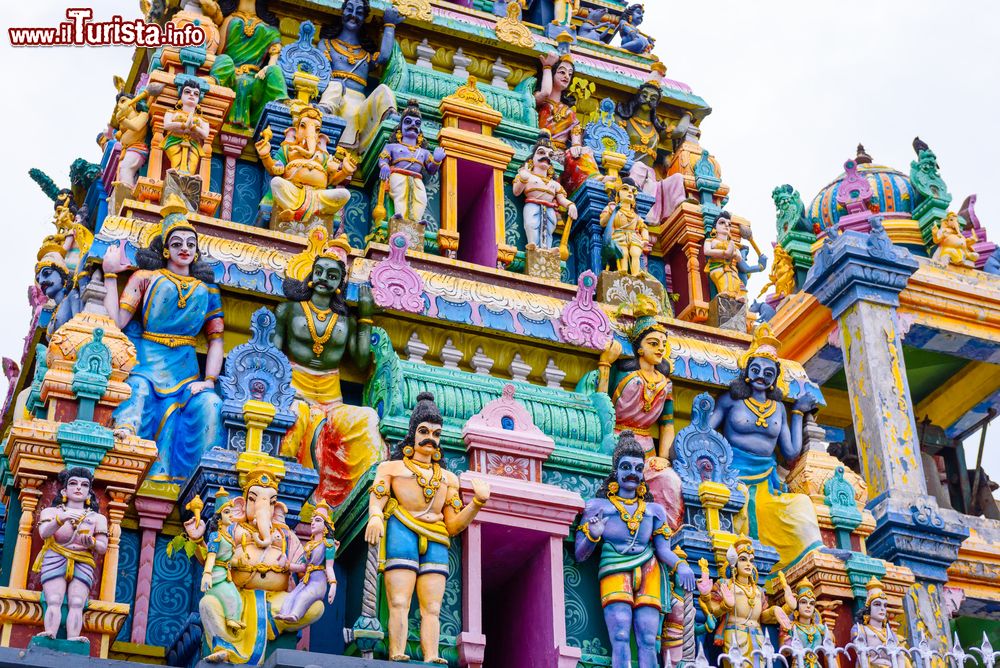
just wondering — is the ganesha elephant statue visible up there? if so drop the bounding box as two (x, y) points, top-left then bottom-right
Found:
(183, 469), (325, 664)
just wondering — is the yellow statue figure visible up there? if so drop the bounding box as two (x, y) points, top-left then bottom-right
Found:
(704, 212), (744, 301)
(931, 211), (979, 267)
(162, 76), (210, 176)
(256, 101), (356, 236)
(601, 178), (651, 276)
(696, 538), (793, 659)
(274, 229), (385, 507)
(758, 244), (796, 299)
(366, 393), (490, 664)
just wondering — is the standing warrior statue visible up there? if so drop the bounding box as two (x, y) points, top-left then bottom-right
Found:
(33, 468), (109, 643)
(513, 135), (578, 250)
(378, 99), (445, 224)
(318, 0), (404, 154)
(703, 212), (745, 301)
(365, 392), (490, 664)
(575, 432), (696, 668)
(601, 177), (650, 276)
(696, 536), (793, 658)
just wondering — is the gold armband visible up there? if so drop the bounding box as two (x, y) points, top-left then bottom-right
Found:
(472, 497), (486, 508)
(579, 522), (600, 543)
(652, 523), (672, 539)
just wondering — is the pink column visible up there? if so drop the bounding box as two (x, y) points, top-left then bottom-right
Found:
(550, 535), (581, 667)
(219, 131), (251, 220)
(458, 522), (486, 668)
(131, 496), (175, 645)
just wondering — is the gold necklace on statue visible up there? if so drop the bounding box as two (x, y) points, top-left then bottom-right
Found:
(161, 269), (199, 309)
(300, 302), (337, 356)
(733, 578), (758, 606)
(629, 117), (657, 146)
(329, 38), (367, 65)
(743, 397), (776, 427)
(232, 10), (262, 37)
(608, 493), (645, 535)
(636, 369), (667, 412)
(304, 299), (332, 322)
(403, 456), (443, 502)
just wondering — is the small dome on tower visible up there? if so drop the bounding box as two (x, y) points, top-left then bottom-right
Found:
(808, 145), (915, 231)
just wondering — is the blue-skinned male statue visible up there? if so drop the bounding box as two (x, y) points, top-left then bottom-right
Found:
(575, 431), (697, 668)
(318, 0), (403, 155)
(709, 323), (823, 571)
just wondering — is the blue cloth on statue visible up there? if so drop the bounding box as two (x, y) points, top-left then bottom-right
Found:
(730, 447), (824, 571)
(113, 271), (224, 481)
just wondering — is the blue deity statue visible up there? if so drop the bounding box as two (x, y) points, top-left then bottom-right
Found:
(103, 194), (224, 480)
(575, 432), (696, 668)
(708, 323), (822, 571)
(318, 0), (404, 154)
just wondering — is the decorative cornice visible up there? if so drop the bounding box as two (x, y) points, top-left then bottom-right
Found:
(803, 225), (919, 319)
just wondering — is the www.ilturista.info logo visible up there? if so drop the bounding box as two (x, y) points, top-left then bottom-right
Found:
(9, 8), (206, 47)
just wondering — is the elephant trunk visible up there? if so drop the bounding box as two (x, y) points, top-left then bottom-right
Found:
(253, 504), (273, 549)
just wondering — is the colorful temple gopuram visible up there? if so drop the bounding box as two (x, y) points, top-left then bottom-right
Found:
(3, 2), (1000, 667)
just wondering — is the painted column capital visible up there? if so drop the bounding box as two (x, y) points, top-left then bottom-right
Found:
(866, 497), (969, 583)
(802, 220), (918, 319)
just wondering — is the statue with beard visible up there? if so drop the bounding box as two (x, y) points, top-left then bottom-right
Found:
(708, 323), (823, 571)
(366, 392), (490, 663)
(273, 228), (385, 506)
(575, 431), (696, 668)
(513, 135), (578, 251)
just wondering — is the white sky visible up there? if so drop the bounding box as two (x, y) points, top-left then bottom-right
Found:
(1, 1), (999, 481)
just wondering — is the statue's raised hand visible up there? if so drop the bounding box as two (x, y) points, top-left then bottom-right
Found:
(102, 239), (132, 275)
(471, 477), (491, 505)
(696, 557), (713, 595)
(774, 607), (792, 631)
(357, 283), (375, 319)
(383, 5), (405, 26)
(539, 52), (558, 68)
(718, 580), (735, 608)
(432, 146), (446, 164)
(183, 514), (206, 540)
(675, 560), (696, 592)
(792, 394), (817, 415)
